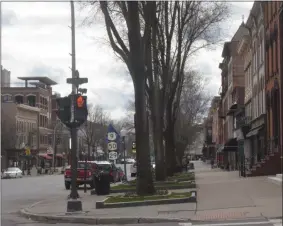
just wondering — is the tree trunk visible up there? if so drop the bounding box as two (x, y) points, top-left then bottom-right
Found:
(128, 2), (155, 196)
(165, 103), (176, 176)
(152, 97), (166, 181)
(87, 145), (91, 161)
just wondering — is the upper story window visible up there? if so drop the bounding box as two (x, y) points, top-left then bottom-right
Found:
(39, 96), (48, 110)
(2, 94), (12, 102)
(15, 95), (24, 104)
(27, 95), (36, 107)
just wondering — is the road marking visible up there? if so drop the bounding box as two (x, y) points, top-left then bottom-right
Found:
(179, 221), (270, 226)
(268, 219), (282, 226)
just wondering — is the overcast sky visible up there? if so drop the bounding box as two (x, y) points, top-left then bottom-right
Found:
(2, 1), (254, 119)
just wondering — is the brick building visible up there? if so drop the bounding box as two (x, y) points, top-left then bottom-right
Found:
(1, 76), (59, 169)
(262, 2), (282, 175)
(1, 103), (40, 169)
(218, 23), (247, 171)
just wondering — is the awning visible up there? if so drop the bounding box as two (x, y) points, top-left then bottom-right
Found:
(217, 144), (224, 153)
(246, 126), (263, 138)
(227, 103), (238, 116)
(38, 154), (52, 160)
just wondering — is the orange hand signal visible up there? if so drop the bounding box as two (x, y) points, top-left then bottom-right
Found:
(76, 96), (84, 108)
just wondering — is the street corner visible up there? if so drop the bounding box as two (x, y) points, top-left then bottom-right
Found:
(19, 207), (192, 225)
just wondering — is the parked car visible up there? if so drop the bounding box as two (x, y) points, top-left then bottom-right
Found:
(64, 162), (95, 190)
(64, 161), (120, 190)
(130, 162), (137, 177)
(2, 167), (23, 179)
(117, 167), (126, 181)
(96, 161), (119, 183)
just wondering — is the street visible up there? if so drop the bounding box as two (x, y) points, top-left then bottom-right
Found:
(2, 164), (134, 226)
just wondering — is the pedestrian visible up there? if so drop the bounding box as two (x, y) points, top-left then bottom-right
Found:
(210, 158), (214, 169)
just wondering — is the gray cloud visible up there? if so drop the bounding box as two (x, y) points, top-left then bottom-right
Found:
(90, 87), (133, 111)
(28, 64), (66, 84)
(2, 9), (17, 26)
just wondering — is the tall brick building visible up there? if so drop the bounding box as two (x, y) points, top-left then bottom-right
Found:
(263, 2), (282, 175)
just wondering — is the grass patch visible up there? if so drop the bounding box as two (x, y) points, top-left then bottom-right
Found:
(128, 172), (195, 185)
(168, 172), (195, 181)
(112, 181), (195, 191)
(105, 192), (192, 203)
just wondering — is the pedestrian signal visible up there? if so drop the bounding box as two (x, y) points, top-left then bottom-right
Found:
(76, 96), (84, 108)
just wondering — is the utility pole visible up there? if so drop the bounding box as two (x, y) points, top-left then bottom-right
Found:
(67, 0), (82, 212)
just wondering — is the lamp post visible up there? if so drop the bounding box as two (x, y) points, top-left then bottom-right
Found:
(120, 129), (128, 182)
(52, 121), (62, 173)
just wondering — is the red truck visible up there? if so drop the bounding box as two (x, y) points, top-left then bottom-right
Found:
(64, 161), (120, 190)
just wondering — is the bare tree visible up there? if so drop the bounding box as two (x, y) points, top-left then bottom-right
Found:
(148, 2), (229, 175)
(80, 105), (109, 160)
(86, 1), (156, 195)
(174, 71), (211, 167)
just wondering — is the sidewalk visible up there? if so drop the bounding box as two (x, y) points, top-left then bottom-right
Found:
(193, 161), (282, 220)
(20, 161), (282, 224)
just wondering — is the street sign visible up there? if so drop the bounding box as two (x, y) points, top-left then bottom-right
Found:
(25, 147), (31, 156)
(106, 124), (120, 152)
(109, 151), (118, 160)
(107, 132), (117, 141)
(108, 142), (117, 151)
(66, 77), (88, 85)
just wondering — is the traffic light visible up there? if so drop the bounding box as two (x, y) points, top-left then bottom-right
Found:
(74, 94), (88, 125)
(56, 97), (71, 126)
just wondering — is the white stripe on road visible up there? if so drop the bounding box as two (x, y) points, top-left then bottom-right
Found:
(268, 219), (282, 226)
(179, 223), (192, 226)
(179, 221), (275, 226)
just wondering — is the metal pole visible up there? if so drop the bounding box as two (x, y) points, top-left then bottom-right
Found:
(123, 136), (127, 181)
(52, 123), (59, 173)
(84, 153), (87, 193)
(68, 0), (80, 203)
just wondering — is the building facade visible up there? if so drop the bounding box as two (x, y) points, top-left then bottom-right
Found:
(1, 76), (61, 169)
(203, 2), (282, 176)
(1, 65), (11, 87)
(1, 102), (40, 169)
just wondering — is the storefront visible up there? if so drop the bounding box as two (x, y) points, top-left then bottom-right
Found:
(223, 138), (238, 171)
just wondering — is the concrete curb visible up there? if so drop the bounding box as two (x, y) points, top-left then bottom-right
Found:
(19, 208), (190, 225)
(91, 183), (196, 195)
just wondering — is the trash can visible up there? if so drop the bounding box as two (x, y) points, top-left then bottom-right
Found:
(188, 163), (194, 170)
(94, 172), (110, 195)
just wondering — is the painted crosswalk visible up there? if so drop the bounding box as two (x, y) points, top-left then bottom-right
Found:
(179, 218), (282, 226)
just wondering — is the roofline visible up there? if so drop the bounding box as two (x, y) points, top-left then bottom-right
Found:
(17, 77), (57, 86)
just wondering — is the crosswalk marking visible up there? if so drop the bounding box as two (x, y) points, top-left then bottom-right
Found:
(178, 219), (282, 226)
(268, 219), (282, 226)
(179, 223), (192, 226)
(179, 222), (271, 226)
(179, 223), (193, 226)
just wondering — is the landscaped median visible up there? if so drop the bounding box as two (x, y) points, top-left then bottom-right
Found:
(96, 190), (197, 209)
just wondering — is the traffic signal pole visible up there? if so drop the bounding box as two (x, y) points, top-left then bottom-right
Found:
(67, 0), (82, 212)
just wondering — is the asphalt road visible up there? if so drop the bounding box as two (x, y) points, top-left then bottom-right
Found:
(1, 164), (134, 226)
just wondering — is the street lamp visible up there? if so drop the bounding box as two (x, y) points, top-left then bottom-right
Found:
(120, 128), (128, 182)
(52, 121), (62, 173)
